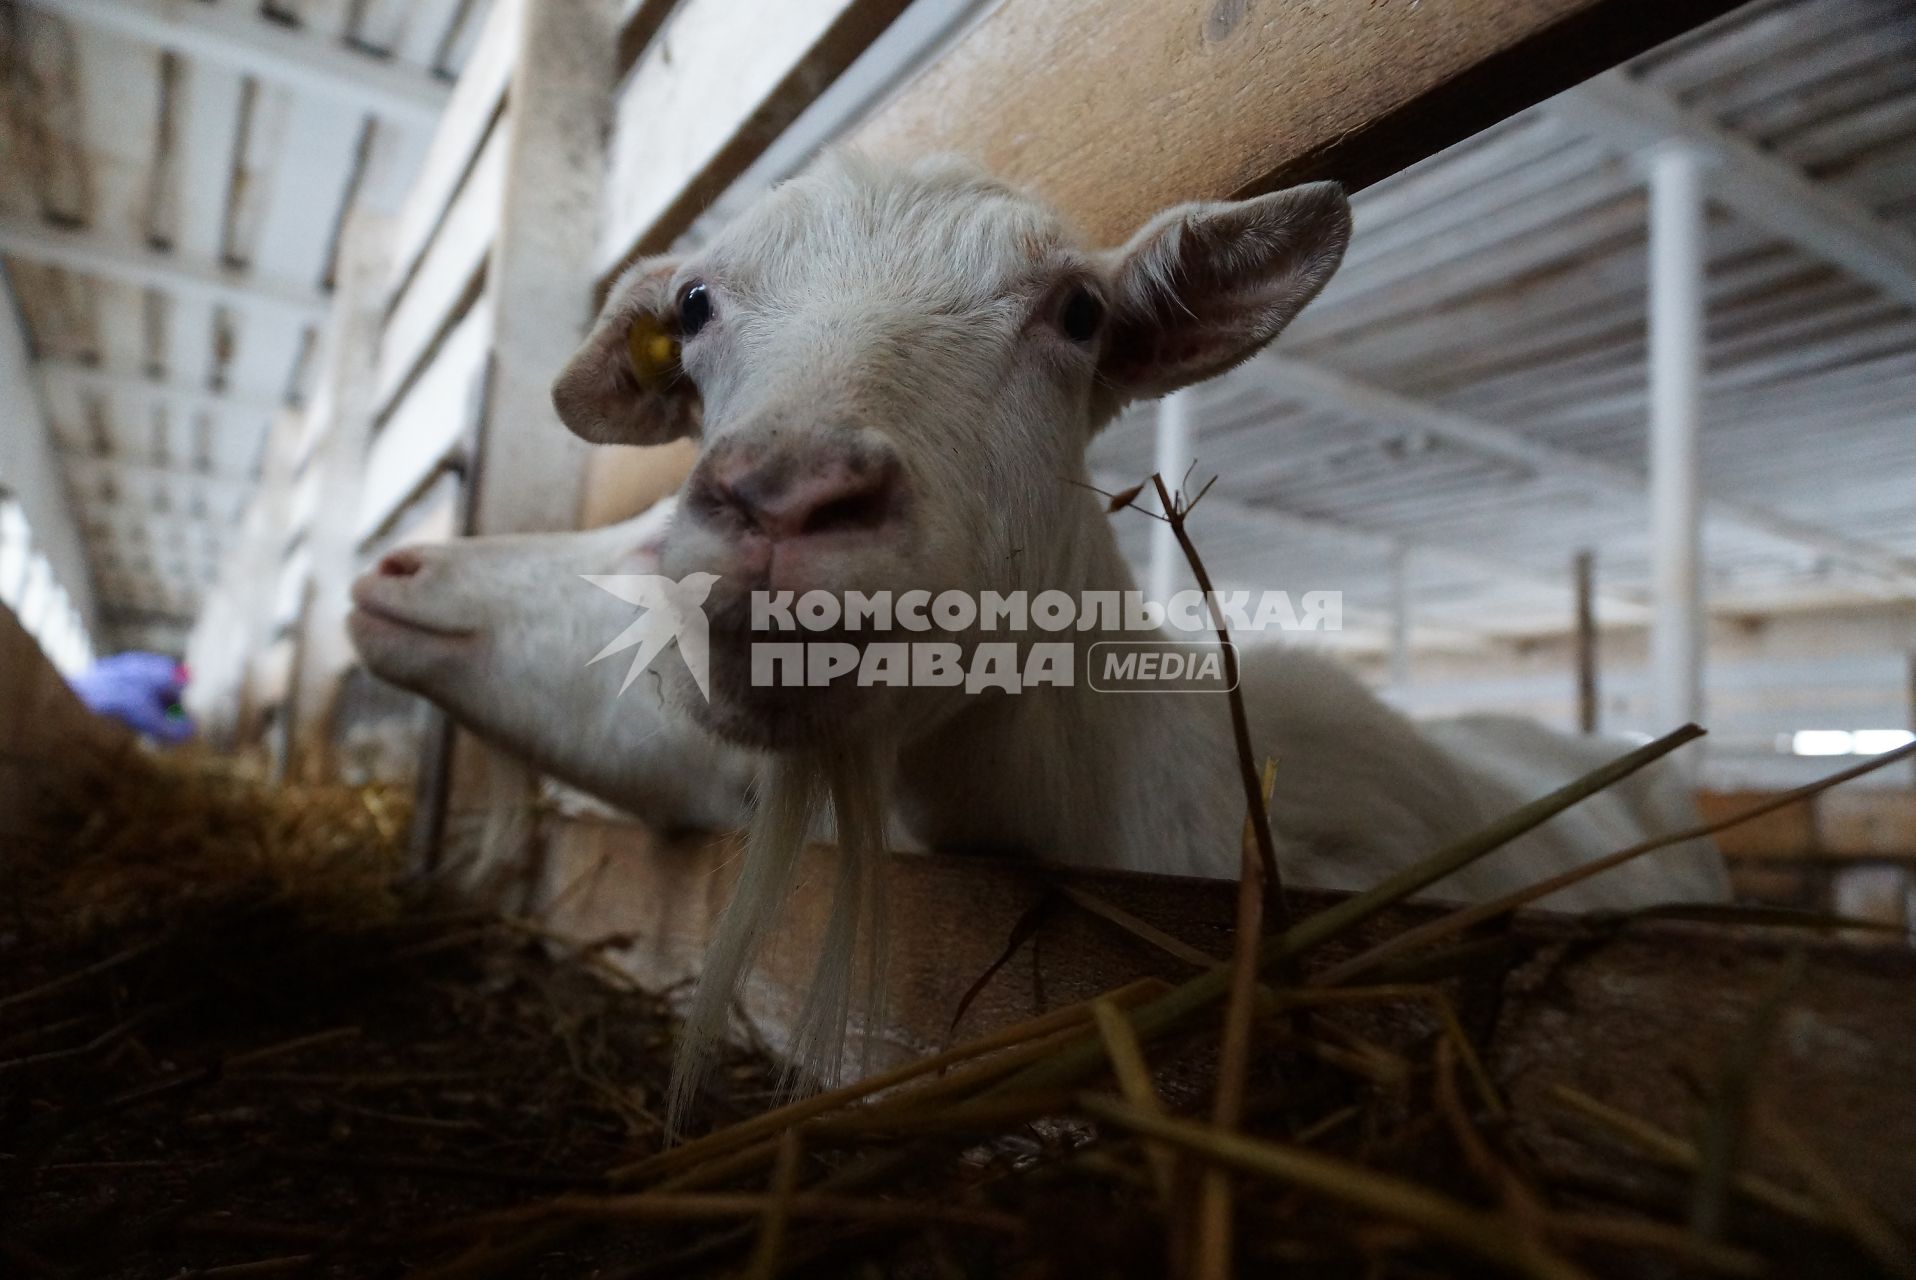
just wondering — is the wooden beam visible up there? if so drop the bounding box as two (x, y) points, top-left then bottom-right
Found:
(597, 0), (915, 269)
(0, 216), (329, 323)
(853, 0), (1745, 244)
(1255, 355), (1916, 597)
(22, 0), (450, 127)
(525, 815), (1916, 1224)
(37, 359), (282, 422)
(356, 297), (491, 546)
(385, 0), (518, 303)
(375, 124), (505, 414)
(1562, 71), (1916, 312)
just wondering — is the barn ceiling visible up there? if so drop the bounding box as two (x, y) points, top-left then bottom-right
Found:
(1091, 0), (1916, 650)
(0, 0), (491, 651)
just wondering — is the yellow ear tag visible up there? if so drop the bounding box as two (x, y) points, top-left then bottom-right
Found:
(625, 313), (680, 390)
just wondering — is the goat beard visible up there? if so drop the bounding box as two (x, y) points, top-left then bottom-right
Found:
(666, 740), (893, 1135)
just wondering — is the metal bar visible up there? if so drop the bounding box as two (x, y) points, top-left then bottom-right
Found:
(1648, 143), (1706, 735)
(1575, 548), (1598, 734)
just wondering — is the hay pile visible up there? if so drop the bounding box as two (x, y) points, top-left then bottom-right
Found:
(0, 749), (783, 1278)
(3, 737), (1913, 1278)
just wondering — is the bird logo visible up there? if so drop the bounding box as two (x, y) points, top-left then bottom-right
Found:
(580, 572), (720, 701)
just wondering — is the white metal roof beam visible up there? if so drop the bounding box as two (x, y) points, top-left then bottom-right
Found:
(1256, 354), (1916, 596)
(23, 0), (450, 127)
(1559, 71), (1916, 312)
(0, 217), (329, 323)
(37, 360), (283, 421)
(64, 456), (257, 495)
(1092, 468), (1650, 621)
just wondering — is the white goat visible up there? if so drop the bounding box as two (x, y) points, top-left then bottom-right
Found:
(547, 153), (1723, 1109)
(1416, 714), (1727, 910)
(346, 501), (755, 833)
(342, 505), (1721, 909)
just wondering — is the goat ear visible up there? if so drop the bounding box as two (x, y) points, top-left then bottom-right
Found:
(1096, 182), (1350, 401)
(552, 256), (701, 445)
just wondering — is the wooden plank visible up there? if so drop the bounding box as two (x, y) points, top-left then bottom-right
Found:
(355, 294), (492, 544)
(1495, 924), (1916, 1225)
(374, 120), (505, 414)
(1831, 864), (1912, 934)
(854, 0), (1743, 244)
(463, 0), (610, 539)
(578, 439), (699, 528)
(284, 457), (324, 543)
(1700, 789), (1916, 863)
(272, 541), (311, 632)
(1819, 790), (1916, 859)
(596, 0), (913, 270)
(1699, 790), (1818, 859)
(525, 815), (1916, 1225)
(613, 0), (677, 81)
(384, 0), (517, 304)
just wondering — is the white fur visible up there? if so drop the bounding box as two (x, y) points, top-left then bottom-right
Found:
(1416, 715), (1730, 909)
(346, 500), (756, 833)
(542, 154), (1730, 1115)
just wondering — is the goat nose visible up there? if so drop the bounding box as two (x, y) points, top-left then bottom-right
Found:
(377, 549), (425, 578)
(698, 449), (904, 540)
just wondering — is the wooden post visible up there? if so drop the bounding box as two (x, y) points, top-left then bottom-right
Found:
(1575, 549), (1598, 734)
(286, 213), (394, 780)
(438, 0), (619, 881)
(1389, 546), (1412, 693)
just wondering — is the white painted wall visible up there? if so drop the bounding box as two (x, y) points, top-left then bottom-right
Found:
(0, 282), (97, 638)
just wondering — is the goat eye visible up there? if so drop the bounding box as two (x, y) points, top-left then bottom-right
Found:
(1059, 287), (1103, 343)
(677, 282), (713, 337)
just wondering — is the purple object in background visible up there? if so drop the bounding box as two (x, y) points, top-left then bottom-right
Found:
(68, 651), (195, 743)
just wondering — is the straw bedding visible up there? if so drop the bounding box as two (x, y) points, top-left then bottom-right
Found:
(2, 737), (1911, 1278)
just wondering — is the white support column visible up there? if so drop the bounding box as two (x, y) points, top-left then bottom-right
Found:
(1648, 144), (1706, 735)
(442, 0), (618, 881)
(1147, 389), (1195, 604)
(1388, 546), (1412, 692)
